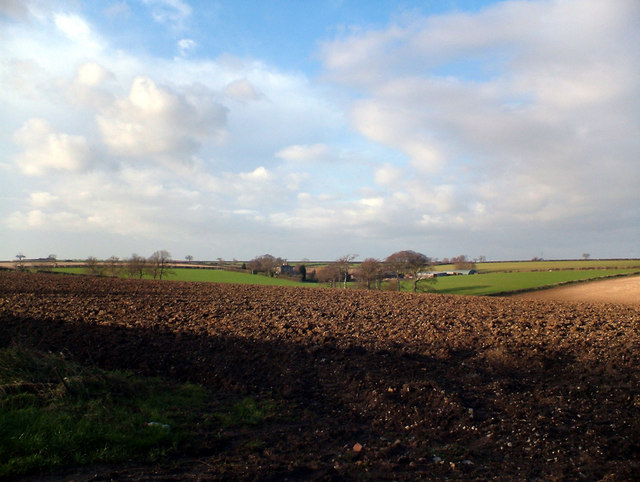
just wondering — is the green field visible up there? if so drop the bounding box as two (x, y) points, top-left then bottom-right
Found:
(53, 267), (309, 287)
(51, 260), (640, 296)
(470, 259), (640, 273)
(414, 269), (640, 296)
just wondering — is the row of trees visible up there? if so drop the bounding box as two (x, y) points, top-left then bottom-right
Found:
(14, 253), (57, 272)
(86, 250), (173, 280)
(319, 250), (437, 292)
(244, 251), (477, 292)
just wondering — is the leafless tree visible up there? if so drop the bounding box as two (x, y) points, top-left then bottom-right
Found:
(185, 255), (194, 263)
(450, 255), (476, 271)
(582, 253), (590, 260)
(105, 256), (121, 277)
(46, 254), (57, 270)
(148, 250), (172, 280)
(317, 263), (341, 288)
(335, 254), (357, 288)
(357, 258), (383, 289)
(15, 253), (26, 271)
(126, 254), (147, 279)
(86, 256), (103, 276)
(385, 250), (432, 292)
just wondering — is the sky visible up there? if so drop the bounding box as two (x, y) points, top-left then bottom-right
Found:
(1, 0), (639, 262)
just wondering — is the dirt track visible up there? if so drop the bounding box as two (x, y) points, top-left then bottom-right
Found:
(1, 272), (639, 480)
(512, 275), (640, 305)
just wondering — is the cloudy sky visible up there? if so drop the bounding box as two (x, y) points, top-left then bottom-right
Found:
(1, 0), (638, 262)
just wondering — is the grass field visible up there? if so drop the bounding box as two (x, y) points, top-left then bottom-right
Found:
(51, 261), (640, 296)
(470, 259), (640, 273)
(53, 267), (309, 287)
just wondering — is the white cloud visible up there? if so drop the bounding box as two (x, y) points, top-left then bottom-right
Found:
(373, 164), (403, 186)
(54, 13), (91, 41)
(223, 78), (262, 101)
(76, 62), (113, 87)
(143, 0), (191, 28)
(276, 143), (328, 163)
(29, 192), (57, 208)
(13, 119), (96, 175)
(2, 0), (638, 260)
(177, 38), (197, 56)
(321, 0), (640, 237)
(96, 76), (227, 163)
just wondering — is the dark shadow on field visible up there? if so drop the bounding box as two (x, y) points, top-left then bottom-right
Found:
(1, 310), (639, 480)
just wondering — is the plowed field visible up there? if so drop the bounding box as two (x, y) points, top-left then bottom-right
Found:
(512, 275), (640, 305)
(1, 271), (639, 480)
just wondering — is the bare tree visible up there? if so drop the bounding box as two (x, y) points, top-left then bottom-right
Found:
(451, 255), (476, 271)
(126, 254), (147, 279)
(357, 258), (383, 289)
(15, 253), (26, 271)
(582, 253), (590, 260)
(317, 263), (341, 288)
(335, 254), (357, 288)
(46, 254), (57, 271)
(105, 256), (121, 277)
(185, 255), (194, 263)
(86, 256), (104, 276)
(385, 250), (432, 292)
(148, 250), (172, 280)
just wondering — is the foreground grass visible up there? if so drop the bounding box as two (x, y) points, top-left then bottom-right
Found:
(0, 346), (274, 478)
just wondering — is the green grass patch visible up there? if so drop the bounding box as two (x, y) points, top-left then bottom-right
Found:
(0, 345), (216, 478)
(168, 268), (307, 287)
(53, 267), (309, 287)
(215, 397), (276, 427)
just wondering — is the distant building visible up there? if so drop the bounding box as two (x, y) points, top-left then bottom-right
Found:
(419, 269), (477, 278)
(277, 263), (296, 275)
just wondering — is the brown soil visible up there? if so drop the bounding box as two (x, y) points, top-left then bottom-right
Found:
(512, 275), (640, 305)
(1, 271), (639, 480)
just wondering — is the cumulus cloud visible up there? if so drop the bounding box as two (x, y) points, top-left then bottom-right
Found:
(321, 0), (640, 234)
(276, 143), (328, 163)
(223, 78), (262, 101)
(2, 0), (638, 260)
(75, 62), (113, 87)
(96, 76), (228, 164)
(29, 192), (58, 208)
(54, 13), (91, 41)
(13, 118), (96, 175)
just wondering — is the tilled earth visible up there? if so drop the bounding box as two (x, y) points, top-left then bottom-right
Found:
(1, 271), (639, 480)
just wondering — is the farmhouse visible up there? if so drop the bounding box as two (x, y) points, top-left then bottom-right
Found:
(419, 269), (478, 278)
(276, 263), (296, 276)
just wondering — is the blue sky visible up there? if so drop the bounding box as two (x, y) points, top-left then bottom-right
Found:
(1, 0), (639, 262)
